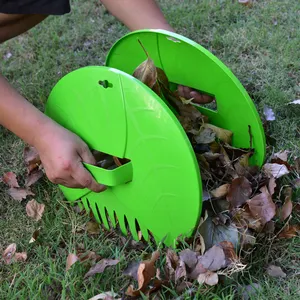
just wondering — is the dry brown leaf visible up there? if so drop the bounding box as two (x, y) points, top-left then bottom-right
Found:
(219, 241), (238, 266)
(88, 292), (119, 300)
(26, 199), (45, 221)
(14, 252), (27, 262)
(179, 249), (198, 269)
(238, 0), (253, 7)
(227, 177), (252, 208)
(266, 265), (286, 278)
(66, 253), (79, 271)
(8, 187), (34, 201)
(278, 224), (300, 239)
(2, 243), (16, 264)
(194, 127), (216, 144)
(24, 145), (41, 173)
(197, 270), (219, 286)
(234, 207), (263, 231)
(175, 259), (187, 282)
(133, 41), (157, 89)
(86, 221), (100, 235)
(247, 186), (276, 225)
(84, 258), (120, 278)
(1, 172), (19, 188)
(279, 187), (293, 221)
(273, 150), (289, 162)
(211, 184), (230, 198)
(199, 245), (226, 271)
(29, 227), (41, 244)
(268, 177), (277, 196)
(203, 123), (233, 144)
(187, 257), (207, 280)
(165, 249), (179, 280)
(126, 251), (160, 296)
(25, 169), (44, 187)
(262, 163), (289, 179)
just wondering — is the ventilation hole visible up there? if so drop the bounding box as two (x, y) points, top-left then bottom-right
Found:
(95, 203), (103, 224)
(98, 79), (112, 88)
(90, 149), (131, 170)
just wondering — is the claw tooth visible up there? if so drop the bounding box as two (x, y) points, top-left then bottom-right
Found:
(96, 203), (109, 229)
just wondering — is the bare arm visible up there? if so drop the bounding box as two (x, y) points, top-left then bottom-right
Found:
(0, 74), (105, 192)
(100, 0), (174, 31)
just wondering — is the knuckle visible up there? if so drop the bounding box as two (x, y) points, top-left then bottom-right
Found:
(83, 177), (93, 187)
(61, 160), (72, 171)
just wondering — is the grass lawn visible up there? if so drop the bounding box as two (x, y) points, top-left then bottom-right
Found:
(0, 0), (299, 299)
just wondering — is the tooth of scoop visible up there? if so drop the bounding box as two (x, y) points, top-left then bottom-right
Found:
(117, 214), (128, 236)
(128, 218), (139, 241)
(96, 203), (109, 230)
(81, 197), (91, 213)
(88, 199), (101, 223)
(105, 207), (116, 228)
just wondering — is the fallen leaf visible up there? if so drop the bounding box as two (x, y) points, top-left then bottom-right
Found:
(197, 271), (218, 286)
(175, 259), (187, 282)
(8, 187), (34, 201)
(24, 145), (41, 173)
(288, 99), (300, 105)
(203, 123), (233, 144)
(2, 243), (16, 264)
(14, 252), (27, 262)
(234, 207), (264, 232)
(187, 256), (207, 280)
(123, 261), (140, 281)
(165, 249), (179, 281)
(26, 199), (45, 221)
(218, 241), (238, 266)
(262, 163), (289, 179)
(263, 106), (275, 121)
(199, 217), (239, 249)
(199, 245), (226, 271)
(88, 292), (119, 300)
(133, 40), (157, 89)
(1, 172), (19, 188)
(279, 187), (293, 221)
(226, 177), (252, 208)
(85, 258), (120, 278)
(238, 0), (253, 7)
(247, 186), (276, 225)
(268, 177), (277, 196)
(278, 224), (300, 239)
(86, 221), (100, 235)
(179, 249), (198, 269)
(77, 250), (101, 263)
(126, 251), (160, 296)
(25, 169), (44, 187)
(266, 265), (286, 278)
(194, 127), (216, 144)
(273, 150), (289, 162)
(29, 227), (41, 243)
(66, 253), (79, 271)
(211, 184), (230, 198)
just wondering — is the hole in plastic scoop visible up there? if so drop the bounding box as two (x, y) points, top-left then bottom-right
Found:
(98, 79), (113, 88)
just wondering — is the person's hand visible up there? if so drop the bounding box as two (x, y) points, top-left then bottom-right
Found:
(178, 85), (214, 104)
(34, 122), (106, 192)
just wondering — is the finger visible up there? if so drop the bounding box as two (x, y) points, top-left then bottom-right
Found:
(183, 86), (192, 99)
(51, 176), (84, 189)
(190, 91), (214, 104)
(72, 162), (106, 193)
(178, 85), (184, 97)
(78, 144), (97, 165)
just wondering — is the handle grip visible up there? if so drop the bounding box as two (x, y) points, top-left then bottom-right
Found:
(59, 161), (133, 201)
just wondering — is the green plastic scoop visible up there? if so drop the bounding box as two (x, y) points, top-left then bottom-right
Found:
(45, 29), (266, 247)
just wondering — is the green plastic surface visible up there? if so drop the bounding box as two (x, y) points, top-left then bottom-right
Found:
(45, 66), (202, 247)
(106, 29), (266, 166)
(45, 30), (266, 247)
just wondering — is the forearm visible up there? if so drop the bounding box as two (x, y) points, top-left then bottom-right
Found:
(0, 74), (54, 147)
(100, 0), (174, 31)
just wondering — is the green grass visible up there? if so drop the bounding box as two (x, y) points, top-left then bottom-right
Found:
(0, 0), (299, 299)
